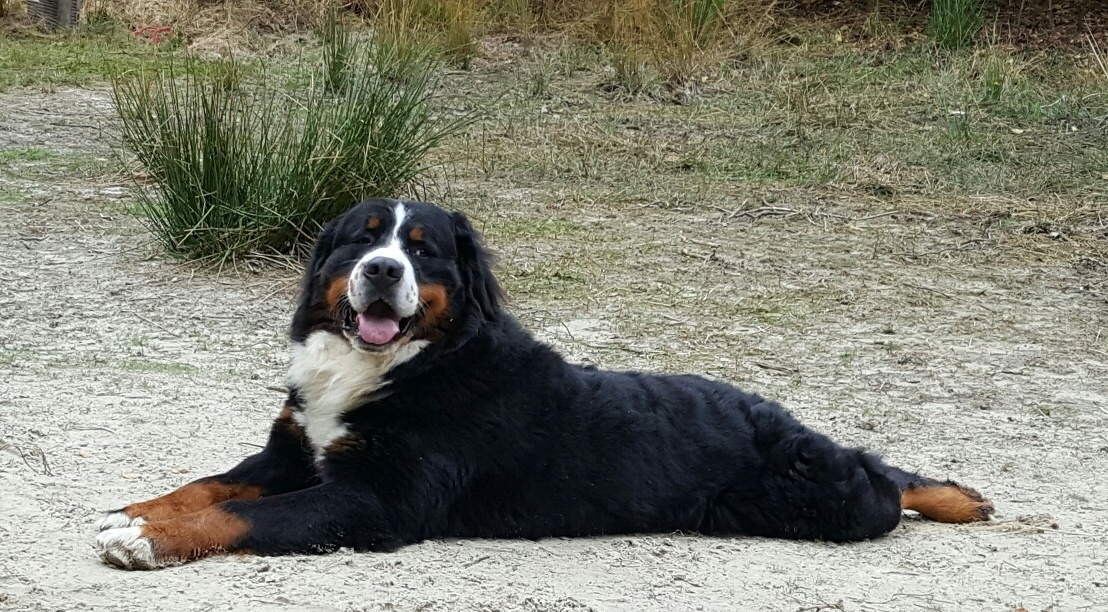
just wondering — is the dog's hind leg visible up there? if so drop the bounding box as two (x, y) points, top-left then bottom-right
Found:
(702, 400), (908, 542)
(885, 466), (994, 524)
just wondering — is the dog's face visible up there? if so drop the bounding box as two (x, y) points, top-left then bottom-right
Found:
(290, 198), (500, 354)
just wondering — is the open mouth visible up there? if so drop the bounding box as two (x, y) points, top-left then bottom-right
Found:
(343, 300), (415, 349)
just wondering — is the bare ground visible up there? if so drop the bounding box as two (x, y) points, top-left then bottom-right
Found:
(1, 84), (1107, 612)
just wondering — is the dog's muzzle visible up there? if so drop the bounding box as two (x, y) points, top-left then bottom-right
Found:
(346, 253), (420, 349)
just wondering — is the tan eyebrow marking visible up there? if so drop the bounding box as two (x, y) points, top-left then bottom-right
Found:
(408, 227), (424, 242)
(367, 216), (381, 230)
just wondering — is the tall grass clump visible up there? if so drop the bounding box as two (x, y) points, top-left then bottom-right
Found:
(927, 0), (984, 50)
(374, 0), (481, 68)
(112, 36), (468, 261)
(592, 0), (774, 93)
(318, 5), (355, 94)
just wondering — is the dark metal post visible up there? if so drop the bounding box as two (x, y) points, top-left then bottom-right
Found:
(27, 0), (82, 28)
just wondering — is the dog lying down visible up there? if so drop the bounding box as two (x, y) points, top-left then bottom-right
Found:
(95, 198), (993, 570)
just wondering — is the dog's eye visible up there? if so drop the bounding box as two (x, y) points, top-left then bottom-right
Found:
(412, 246), (431, 258)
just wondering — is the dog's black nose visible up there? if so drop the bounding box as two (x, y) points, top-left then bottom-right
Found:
(363, 256), (404, 289)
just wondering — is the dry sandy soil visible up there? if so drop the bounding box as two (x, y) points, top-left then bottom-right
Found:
(1, 86), (1107, 612)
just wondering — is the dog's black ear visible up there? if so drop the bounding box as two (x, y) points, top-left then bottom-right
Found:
(452, 212), (502, 321)
(290, 219), (341, 341)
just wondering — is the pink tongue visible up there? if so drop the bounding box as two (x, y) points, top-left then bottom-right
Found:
(356, 313), (400, 345)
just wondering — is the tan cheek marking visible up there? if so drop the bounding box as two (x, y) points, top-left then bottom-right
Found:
(419, 284), (449, 322)
(410, 283), (451, 342)
(324, 275), (350, 310)
(141, 505), (251, 562)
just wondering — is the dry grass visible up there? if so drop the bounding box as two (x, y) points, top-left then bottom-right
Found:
(71, 0), (778, 70)
(1089, 32), (1108, 83)
(426, 37), (1108, 287)
(79, 0), (332, 55)
(0, 0), (23, 19)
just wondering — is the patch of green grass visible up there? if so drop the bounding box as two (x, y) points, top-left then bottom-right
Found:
(502, 258), (593, 300)
(1, 151), (115, 181)
(0, 27), (175, 91)
(443, 41), (1106, 210)
(491, 217), (586, 240)
(117, 359), (199, 375)
(0, 148), (54, 162)
(927, 0), (984, 51)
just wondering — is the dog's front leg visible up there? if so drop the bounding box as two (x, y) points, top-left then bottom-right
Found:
(96, 482), (395, 570)
(95, 401), (317, 531)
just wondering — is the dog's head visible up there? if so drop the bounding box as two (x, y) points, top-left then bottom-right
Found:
(290, 198), (501, 354)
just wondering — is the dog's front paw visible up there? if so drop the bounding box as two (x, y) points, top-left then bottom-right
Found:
(95, 511), (146, 532)
(96, 526), (165, 570)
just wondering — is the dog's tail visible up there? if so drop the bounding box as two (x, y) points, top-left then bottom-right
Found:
(884, 466), (994, 524)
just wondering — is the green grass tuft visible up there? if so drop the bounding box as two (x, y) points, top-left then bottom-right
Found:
(927, 0), (984, 51)
(317, 6), (356, 95)
(112, 36), (471, 262)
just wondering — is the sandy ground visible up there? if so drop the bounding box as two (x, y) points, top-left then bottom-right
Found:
(1, 87), (1107, 612)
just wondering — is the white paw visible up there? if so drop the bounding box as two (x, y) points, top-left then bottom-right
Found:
(95, 511), (146, 532)
(96, 526), (161, 570)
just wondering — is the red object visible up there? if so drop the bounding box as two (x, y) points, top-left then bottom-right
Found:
(133, 25), (173, 43)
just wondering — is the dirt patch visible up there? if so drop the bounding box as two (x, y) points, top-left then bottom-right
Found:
(783, 0), (1108, 49)
(2, 81), (1108, 612)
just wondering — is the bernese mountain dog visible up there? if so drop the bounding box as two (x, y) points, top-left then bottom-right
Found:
(95, 198), (994, 570)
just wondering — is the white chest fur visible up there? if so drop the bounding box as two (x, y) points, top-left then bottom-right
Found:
(287, 331), (427, 459)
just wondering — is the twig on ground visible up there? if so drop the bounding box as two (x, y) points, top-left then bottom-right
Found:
(128, 310), (183, 338)
(0, 440), (53, 476)
(753, 361), (799, 375)
(63, 424), (117, 434)
(578, 341), (648, 356)
(901, 282), (954, 299)
(894, 239), (991, 259)
(796, 601), (845, 612)
(463, 554), (491, 568)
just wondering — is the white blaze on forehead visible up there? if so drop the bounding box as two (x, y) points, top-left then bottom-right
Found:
(348, 202), (419, 317)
